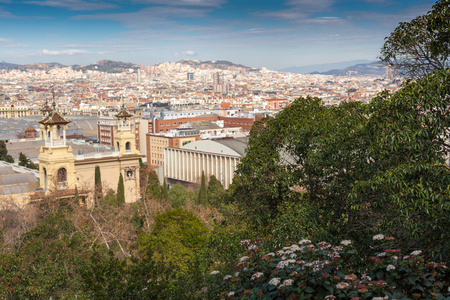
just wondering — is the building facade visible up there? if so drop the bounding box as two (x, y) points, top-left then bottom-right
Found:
(164, 138), (247, 190)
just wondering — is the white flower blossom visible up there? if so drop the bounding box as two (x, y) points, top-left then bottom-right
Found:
(239, 256), (250, 263)
(234, 272), (240, 277)
(248, 244), (258, 251)
(332, 246), (343, 251)
(336, 282), (350, 289)
(267, 252), (275, 256)
(299, 239), (311, 245)
(240, 239), (250, 245)
(340, 240), (352, 246)
(269, 277), (281, 286)
(373, 234), (385, 240)
(279, 278), (294, 288)
(227, 291), (235, 297)
(386, 264), (396, 271)
(276, 259), (295, 269)
(223, 275), (232, 280)
(251, 272), (264, 280)
(210, 270), (219, 275)
(410, 250), (422, 256)
(289, 244), (301, 252)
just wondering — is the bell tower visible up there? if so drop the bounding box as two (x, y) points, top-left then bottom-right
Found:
(38, 102), (77, 193)
(114, 104), (139, 156)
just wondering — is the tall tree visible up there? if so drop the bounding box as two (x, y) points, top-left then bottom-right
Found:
(349, 69), (450, 259)
(161, 179), (169, 201)
(94, 165), (102, 200)
(117, 173), (125, 204)
(146, 170), (162, 200)
(207, 175), (225, 207)
(0, 140), (14, 163)
(379, 0), (449, 78)
(197, 171), (208, 206)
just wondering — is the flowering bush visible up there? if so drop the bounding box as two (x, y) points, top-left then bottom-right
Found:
(209, 236), (449, 299)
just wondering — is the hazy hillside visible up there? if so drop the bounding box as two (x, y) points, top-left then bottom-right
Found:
(75, 59), (140, 73)
(177, 59), (259, 71)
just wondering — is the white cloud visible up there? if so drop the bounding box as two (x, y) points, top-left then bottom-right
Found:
(131, 0), (225, 8)
(0, 7), (15, 18)
(42, 48), (88, 55)
(186, 50), (196, 56)
(24, 0), (118, 11)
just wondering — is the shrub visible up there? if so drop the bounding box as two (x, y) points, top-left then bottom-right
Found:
(210, 235), (449, 299)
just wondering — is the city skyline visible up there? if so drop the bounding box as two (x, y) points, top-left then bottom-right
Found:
(0, 0), (436, 70)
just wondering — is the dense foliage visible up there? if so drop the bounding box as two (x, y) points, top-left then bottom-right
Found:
(232, 69), (450, 261)
(379, 0), (449, 78)
(0, 140), (14, 163)
(210, 237), (449, 299)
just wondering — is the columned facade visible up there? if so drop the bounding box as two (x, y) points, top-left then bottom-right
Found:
(164, 147), (241, 190)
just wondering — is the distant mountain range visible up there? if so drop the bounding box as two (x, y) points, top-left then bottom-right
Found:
(76, 59), (140, 73)
(280, 60), (387, 76)
(0, 59), (386, 76)
(176, 59), (259, 71)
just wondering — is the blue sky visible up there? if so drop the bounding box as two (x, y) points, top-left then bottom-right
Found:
(0, 0), (436, 70)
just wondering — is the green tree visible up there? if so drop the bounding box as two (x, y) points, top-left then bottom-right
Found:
(379, 0), (449, 78)
(146, 170), (162, 200)
(349, 69), (450, 260)
(94, 165), (102, 200)
(167, 184), (189, 208)
(197, 171), (208, 206)
(0, 140), (14, 163)
(207, 175), (225, 207)
(0, 213), (90, 298)
(17, 152), (36, 169)
(116, 173), (125, 204)
(161, 179), (169, 201)
(136, 207), (208, 273)
(233, 96), (370, 227)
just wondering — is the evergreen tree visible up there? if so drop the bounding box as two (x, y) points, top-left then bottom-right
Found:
(117, 173), (125, 204)
(161, 179), (169, 201)
(197, 171), (208, 206)
(0, 140), (13, 163)
(16, 152), (37, 169)
(146, 170), (161, 199)
(207, 175), (225, 207)
(94, 165), (102, 200)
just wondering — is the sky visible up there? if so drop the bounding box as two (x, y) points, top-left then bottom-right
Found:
(0, 0), (437, 70)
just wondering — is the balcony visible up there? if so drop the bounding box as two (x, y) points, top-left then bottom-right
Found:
(57, 181), (68, 190)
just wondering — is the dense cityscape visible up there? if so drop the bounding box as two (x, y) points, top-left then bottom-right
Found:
(0, 0), (448, 298)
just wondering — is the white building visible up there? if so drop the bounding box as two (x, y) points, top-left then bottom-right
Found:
(164, 138), (247, 189)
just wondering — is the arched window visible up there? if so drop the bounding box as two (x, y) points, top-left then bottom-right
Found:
(116, 142), (120, 151)
(57, 167), (67, 189)
(126, 142), (131, 151)
(43, 168), (48, 190)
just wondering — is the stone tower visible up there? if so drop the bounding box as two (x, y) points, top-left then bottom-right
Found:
(38, 102), (78, 193)
(114, 104), (139, 156)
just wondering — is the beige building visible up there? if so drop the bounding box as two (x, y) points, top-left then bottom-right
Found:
(164, 138), (247, 189)
(36, 103), (143, 205)
(0, 104), (30, 118)
(147, 128), (202, 167)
